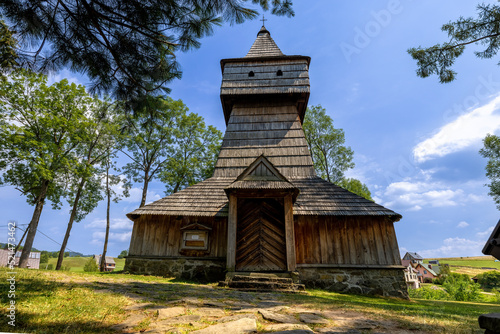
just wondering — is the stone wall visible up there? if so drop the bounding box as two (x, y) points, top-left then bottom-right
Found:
(124, 256), (226, 282)
(297, 266), (408, 299)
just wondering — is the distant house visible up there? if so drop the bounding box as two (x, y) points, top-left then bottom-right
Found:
(93, 254), (116, 272)
(414, 263), (439, 283)
(402, 252), (424, 264)
(0, 249), (40, 269)
(402, 252), (443, 284)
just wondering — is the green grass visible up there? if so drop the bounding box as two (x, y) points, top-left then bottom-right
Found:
(426, 256), (500, 270)
(1, 268), (500, 333)
(42, 256), (125, 272)
(284, 289), (500, 333)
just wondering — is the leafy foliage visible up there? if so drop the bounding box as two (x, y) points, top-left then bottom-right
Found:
(303, 105), (354, 184)
(121, 96), (222, 205)
(337, 178), (373, 201)
(481, 133), (500, 202)
(83, 257), (98, 272)
(117, 250), (128, 259)
(408, 285), (450, 300)
(0, 18), (17, 72)
(40, 252), (49, 264)
(160, 113), (222, 194)
(443, 273), (482, 301)
(0, 69), (97, 267)
(0, 0), (294, 100)
(480, 134), (500, 209)
(477, 271), (500, 289)
(408, 4), (500, 83)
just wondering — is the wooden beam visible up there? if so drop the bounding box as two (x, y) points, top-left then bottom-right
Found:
(226, 193), (237, 271)
(284, 193), (296, 272)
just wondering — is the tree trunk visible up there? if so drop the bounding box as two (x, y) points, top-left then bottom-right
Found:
(100, 161), (111, 272)
(19, 179), (50, 268)
(56, 176), (86, 270)
(13, 223), (30, 256)
(139, 170), (149, 207)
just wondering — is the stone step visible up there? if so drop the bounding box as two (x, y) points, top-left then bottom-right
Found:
(228, 280), (305, 291)
(231, 275), (293, 283)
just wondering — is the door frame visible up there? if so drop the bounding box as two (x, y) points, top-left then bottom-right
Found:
(226, 191), (296, 273)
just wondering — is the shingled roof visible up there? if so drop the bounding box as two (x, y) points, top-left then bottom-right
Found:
(246, 25), (283, 58)
(127, 175), (401, 221)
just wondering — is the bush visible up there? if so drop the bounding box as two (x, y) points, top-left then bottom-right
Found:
(40, 252), (50, 264)
(409, 286), (449, 300)
(46, 264), (54, 270)
(443, 273), (482, 301)
(477, 271), (500, 289)
(83, 257), (98, 272)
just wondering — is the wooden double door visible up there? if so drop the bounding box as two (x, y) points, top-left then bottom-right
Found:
(235, 198), (287, 271)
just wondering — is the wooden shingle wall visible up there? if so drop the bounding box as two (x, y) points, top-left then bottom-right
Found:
(294, 216), (402, 266)
(129, 215), (227, 258)
(213, 102), (316, 178)
(220, 59), (310, 96)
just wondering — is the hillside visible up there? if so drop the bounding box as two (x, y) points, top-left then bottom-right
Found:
(43, 256), (125, 272)
(426, 255), (500, 276)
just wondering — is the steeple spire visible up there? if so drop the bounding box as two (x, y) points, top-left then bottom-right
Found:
(245, 22), (283, 58)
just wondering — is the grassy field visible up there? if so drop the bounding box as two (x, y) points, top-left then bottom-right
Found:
(1, 268), (499, 333)
(42, 256), (125, 272)
(426, 256), (500, 277)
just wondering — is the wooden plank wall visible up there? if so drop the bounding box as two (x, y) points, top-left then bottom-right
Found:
(129, 216), (227, 257)
(294, 216), (401, 265)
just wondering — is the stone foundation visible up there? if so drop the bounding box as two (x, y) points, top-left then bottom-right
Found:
(297, 265), (408, 299)
(124, 256), (226, 282)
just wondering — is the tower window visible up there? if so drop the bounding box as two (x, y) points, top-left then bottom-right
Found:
(277, 70), (283, 76)
(248, 71), (255, 77)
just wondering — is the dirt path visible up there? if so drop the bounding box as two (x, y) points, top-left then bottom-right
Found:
(88, 278), (429, 334)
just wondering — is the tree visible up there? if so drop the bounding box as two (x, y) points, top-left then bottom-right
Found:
(117, 250), (128, 259)
(160, 113), (223, 194)
(0, 18), (17, 72)
(477, 270), (500, 289)
(0, 1), (293, 100)
(83, 257), (98, 272)
(40, 251), (49, 264)
(480, 134), (500, 210)
(408, 3), (500, 83)
(0, 70), (95, 267)
(337, 178), (373, 201)
(55, 99), (125, 270)
(443, 273), (482, 301)
(303, 105), (355, 184)
(121, 96), (184, 207)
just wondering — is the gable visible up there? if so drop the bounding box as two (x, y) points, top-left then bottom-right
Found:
(237, 155), (288, 182)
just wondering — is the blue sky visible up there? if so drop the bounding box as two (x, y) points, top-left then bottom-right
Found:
(1, 0), (499, 259)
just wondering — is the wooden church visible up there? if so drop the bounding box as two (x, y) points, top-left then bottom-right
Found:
(125, 25), (407, 297)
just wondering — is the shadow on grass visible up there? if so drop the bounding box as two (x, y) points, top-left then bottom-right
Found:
(281, 289), (500, 332)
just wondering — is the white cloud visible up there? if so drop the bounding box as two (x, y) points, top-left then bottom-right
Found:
(477, 226), (494, 240)
(413, 94), (500, 163)
(457, 221), (469, 228)
(85, 218), (133, 230)
(382, 180), (464, 210)
(418, 237), (484, 258)
(92, 231), (132, 243)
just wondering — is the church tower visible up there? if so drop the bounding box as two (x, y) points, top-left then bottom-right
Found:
(125, 25), (407, 298)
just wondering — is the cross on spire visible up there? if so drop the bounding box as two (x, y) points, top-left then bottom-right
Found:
(261, 14), (267, 26)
